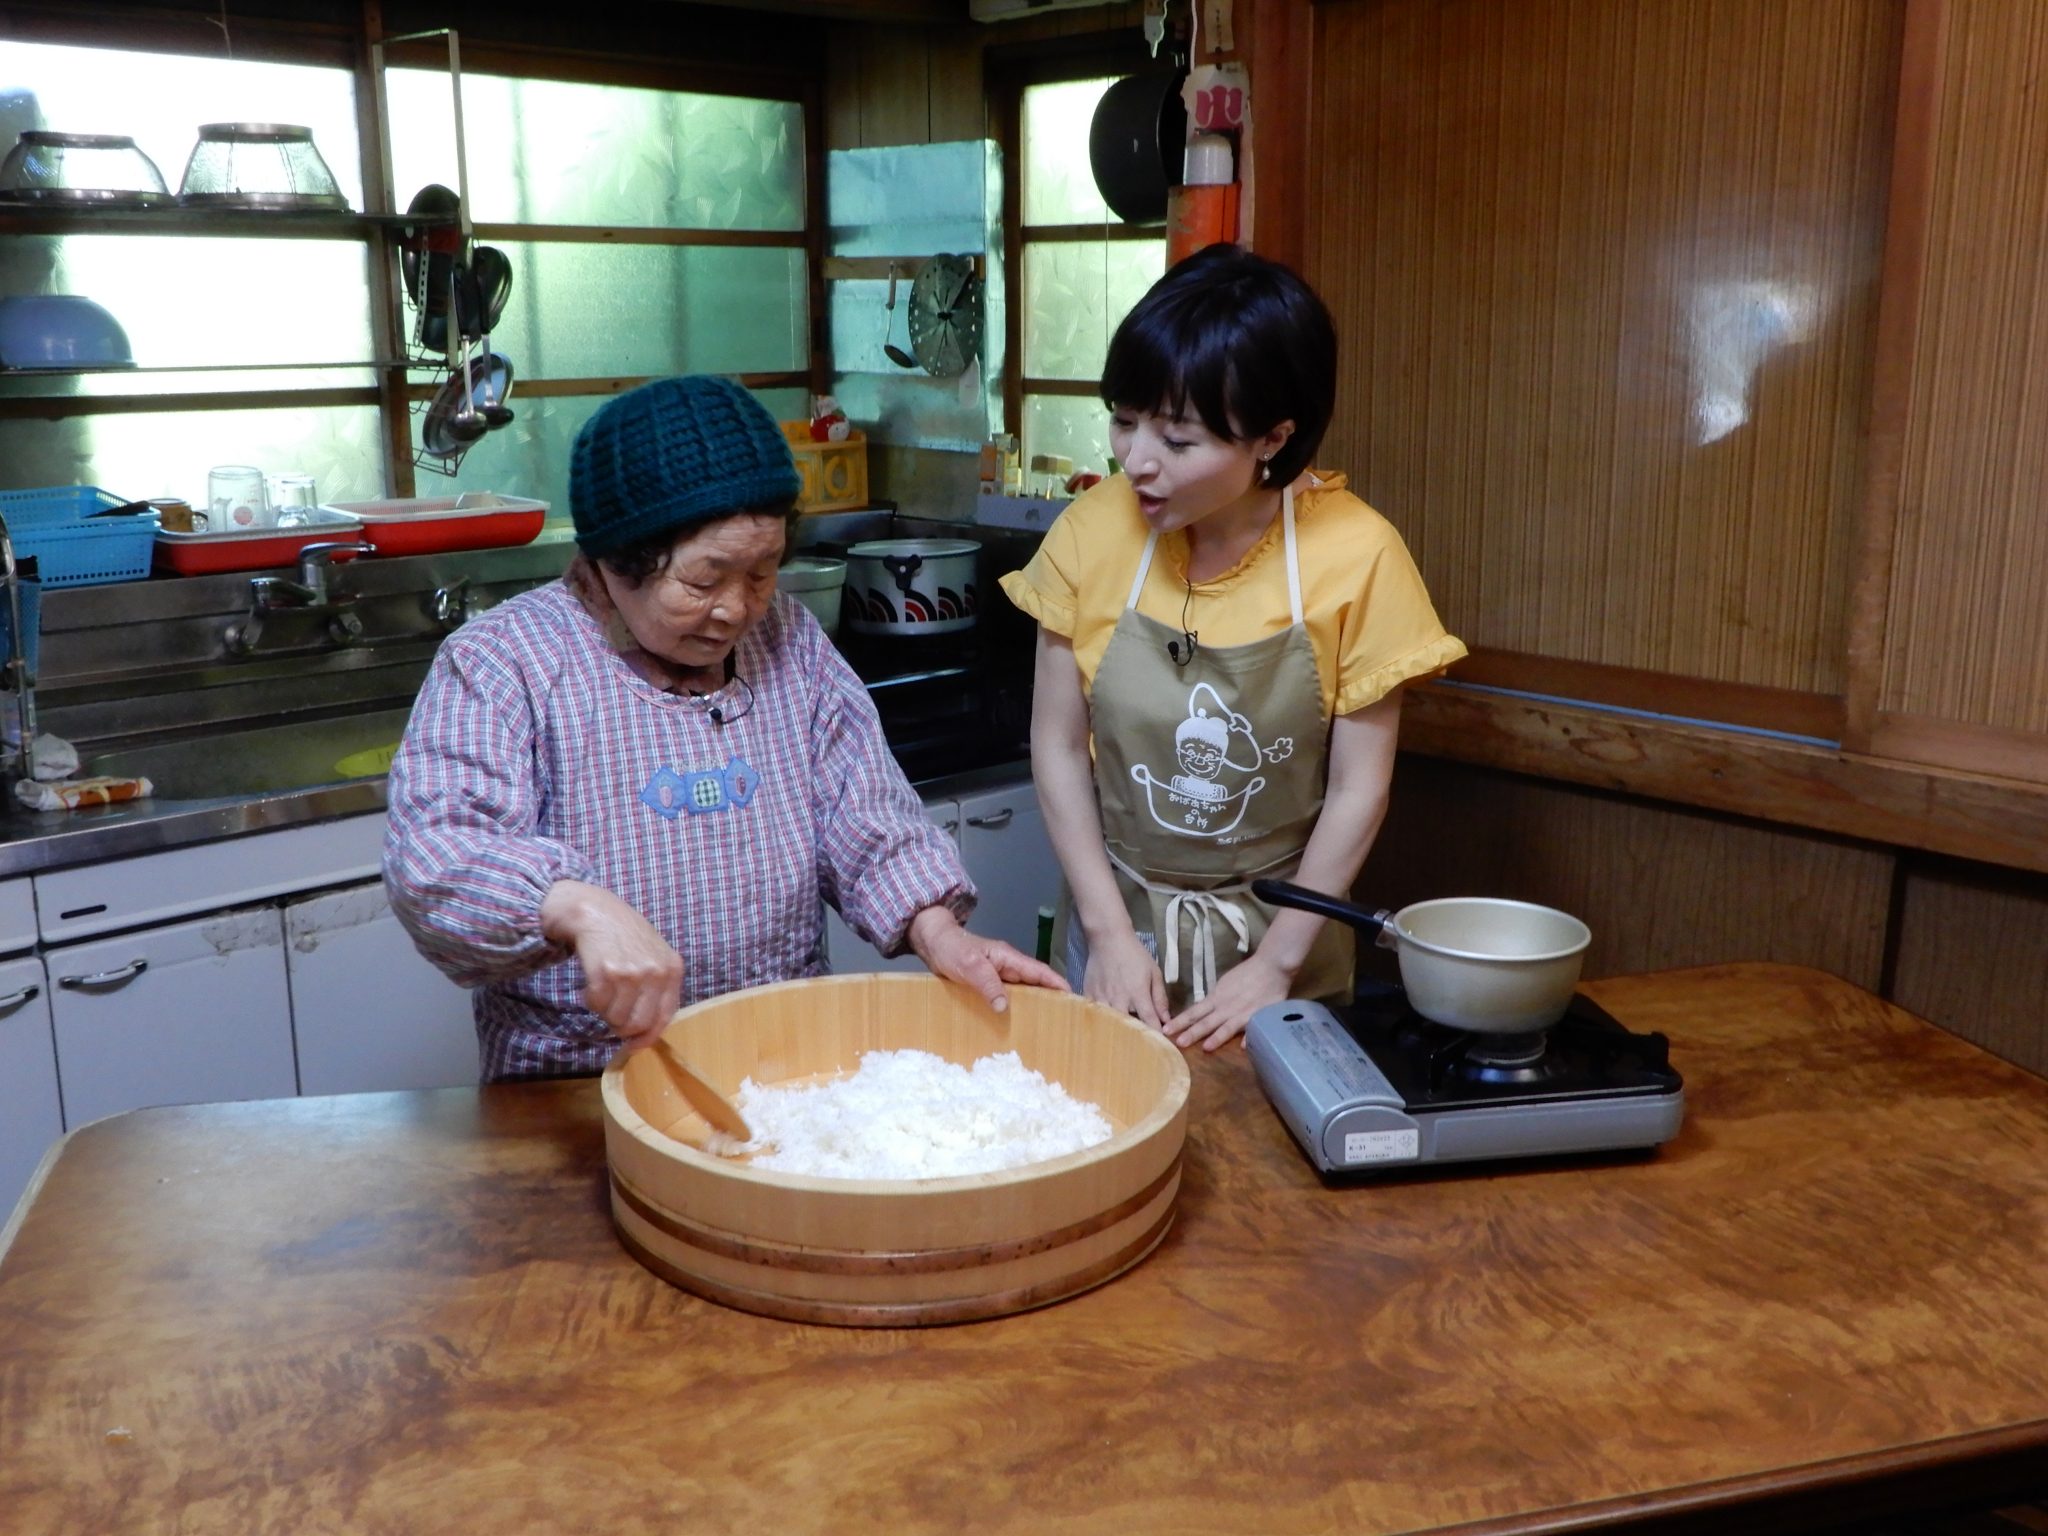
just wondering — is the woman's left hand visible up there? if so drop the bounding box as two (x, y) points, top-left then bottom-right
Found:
(1166, 951), (1292, 1052)
(908, 905), (1069, 1012)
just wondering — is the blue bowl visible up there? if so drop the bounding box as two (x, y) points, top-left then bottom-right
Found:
(0, 295), (135, 371)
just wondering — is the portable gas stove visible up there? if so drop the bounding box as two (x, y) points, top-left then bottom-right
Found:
(1245, 980), (1684, 1174)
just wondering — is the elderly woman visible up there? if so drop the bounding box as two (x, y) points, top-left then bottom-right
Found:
(386, 374), (1061, 1079)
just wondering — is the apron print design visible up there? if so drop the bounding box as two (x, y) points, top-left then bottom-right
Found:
(639, 756), (762, 819)
(1129, 680), (1296, 838)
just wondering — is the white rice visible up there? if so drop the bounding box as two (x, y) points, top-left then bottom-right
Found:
(734, 1048), (1113, 1180)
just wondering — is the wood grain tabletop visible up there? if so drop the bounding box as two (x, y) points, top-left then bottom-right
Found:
(3, 964), (2046, 1536)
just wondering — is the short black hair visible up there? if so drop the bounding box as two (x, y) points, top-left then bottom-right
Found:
(1100, 245), (1338, 487)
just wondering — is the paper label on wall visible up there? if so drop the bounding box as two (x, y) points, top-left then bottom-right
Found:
(1184, 63), (1249, 135)
(1200, 0), (1235, 54)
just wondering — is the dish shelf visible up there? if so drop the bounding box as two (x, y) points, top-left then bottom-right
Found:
(0, 207), (462, 240)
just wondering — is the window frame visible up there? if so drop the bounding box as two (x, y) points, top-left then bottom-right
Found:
(986, 36), (1163, 441)
(0, 9), (825, 498)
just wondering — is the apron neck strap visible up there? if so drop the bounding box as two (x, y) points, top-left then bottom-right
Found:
(1127, 483), (1303, 623)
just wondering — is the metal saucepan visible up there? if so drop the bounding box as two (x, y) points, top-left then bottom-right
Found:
(844, 537), (979, 637)
(1252, 879), (1592, 1034)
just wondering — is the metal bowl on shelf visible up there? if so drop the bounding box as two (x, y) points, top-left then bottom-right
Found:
(176, 123), (350, 211)
(0, 131), (174, 208)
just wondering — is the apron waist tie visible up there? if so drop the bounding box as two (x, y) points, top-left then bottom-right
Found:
(1108, 851), (1257, 1002)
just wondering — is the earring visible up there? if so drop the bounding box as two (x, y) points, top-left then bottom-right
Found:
(1259, 457), (1273, 485)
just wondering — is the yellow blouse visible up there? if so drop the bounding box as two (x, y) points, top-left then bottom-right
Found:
(998, 471), (1467, 718)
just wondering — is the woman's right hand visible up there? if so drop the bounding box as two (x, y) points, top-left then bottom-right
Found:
(1083, 928), (1170, 1030)
(539, 879), (682, 1051)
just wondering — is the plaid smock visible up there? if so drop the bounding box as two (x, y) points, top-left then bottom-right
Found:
(383, 580), (973, 1080)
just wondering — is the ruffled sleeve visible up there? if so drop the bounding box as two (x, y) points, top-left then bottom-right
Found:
(1332, 516), (1468, 716)
(997, 499), (1086, 637)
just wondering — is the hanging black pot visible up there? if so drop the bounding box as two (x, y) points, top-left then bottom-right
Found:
(1089, 71), (1187, 225)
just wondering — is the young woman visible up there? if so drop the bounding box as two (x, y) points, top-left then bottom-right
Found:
(1001, 246), (1465, 1051)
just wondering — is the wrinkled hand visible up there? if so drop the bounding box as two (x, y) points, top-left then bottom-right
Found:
(539, 879), (682, 1051)
(1082, 928), (1170, 1032)
(1166, 950), (1291, 1052)
(908, 906), (1068, 1013)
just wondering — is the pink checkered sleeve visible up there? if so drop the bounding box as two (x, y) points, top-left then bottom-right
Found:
(382, 630), (598, 986)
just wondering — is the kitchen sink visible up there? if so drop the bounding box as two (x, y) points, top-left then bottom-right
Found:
(85, 706), (413, 801)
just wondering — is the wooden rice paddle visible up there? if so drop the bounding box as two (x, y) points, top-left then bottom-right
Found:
(651, 1031), (755, 1146)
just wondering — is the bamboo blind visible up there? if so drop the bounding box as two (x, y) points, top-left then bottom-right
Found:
(1308, 0), (1900, 696)
(1885, 0), (2048, 735)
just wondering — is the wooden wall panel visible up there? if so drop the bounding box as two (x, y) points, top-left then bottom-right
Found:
(1890, 859), (2048, 1074)
(1359, 757), (1894, 992)
(1884, 0), (2048, 737)
(1308, 0), (1899, 698)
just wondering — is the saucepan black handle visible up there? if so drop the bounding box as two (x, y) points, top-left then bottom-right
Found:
(1251, 878), (1392, 939)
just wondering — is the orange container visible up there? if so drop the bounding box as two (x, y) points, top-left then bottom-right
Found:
(781, 423), (868, 513)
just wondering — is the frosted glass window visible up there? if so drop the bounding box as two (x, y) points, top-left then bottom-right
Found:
(0, 234), (372, 377)
(0, 41), (363, 208)
(386, 72), (803, 230)
(1022, 78), (1119, 227)
(482, 243), (806, 379)
(0, 408), (385, 509)
(428, 387), (808, 513)
(1022, 396), (1117, 485)
(1021, 240), (1162, 381)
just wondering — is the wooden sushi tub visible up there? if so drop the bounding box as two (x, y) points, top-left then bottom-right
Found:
(601, 973), (1192, 1326)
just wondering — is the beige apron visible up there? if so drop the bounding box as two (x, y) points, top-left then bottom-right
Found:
(1064, 488), (1354, 1009)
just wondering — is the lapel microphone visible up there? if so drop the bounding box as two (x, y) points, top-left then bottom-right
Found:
(709, 671), (754, 726)
(1168, 576), (1197, 665)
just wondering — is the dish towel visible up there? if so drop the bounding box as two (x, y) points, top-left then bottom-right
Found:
(15, 774), (153, 812)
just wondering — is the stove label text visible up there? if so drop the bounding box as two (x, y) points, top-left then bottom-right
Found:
(1343, 1128), (1420, 1164)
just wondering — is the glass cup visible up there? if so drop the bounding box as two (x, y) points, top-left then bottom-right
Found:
(268, 471), (317, 528)
(208, 465), (271, 530)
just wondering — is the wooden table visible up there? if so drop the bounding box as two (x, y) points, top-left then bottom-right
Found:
(4, 964), (2047, 1535)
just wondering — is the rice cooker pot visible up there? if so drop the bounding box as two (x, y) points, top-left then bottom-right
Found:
(844, 538), (980, 637)
(1251, 879), (1592, 1034)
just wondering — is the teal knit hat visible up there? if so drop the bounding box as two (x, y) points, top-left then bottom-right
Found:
(570, 375), (801, 559)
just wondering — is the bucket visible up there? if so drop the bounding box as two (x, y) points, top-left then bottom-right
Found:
(777, 555), (846, 634)
(601, 973), (1191, 1326)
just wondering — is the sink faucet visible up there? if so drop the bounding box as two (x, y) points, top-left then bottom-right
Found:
(225, 540), (374, 656)
(0, 510), (37, 781)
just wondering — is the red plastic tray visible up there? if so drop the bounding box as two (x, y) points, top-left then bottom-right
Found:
(322, 494), (547, 557)
(153, 508), (366, 576)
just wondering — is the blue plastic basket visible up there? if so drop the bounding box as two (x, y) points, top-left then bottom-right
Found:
(0, 485), (157, 588)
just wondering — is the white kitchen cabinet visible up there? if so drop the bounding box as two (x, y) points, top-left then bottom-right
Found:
(824, 776), (1061, 975)
(824, 798), (961, 974)
(47, 905), (297, 1129)
(33, 814), (385, 944)
(956, 780), (1058, 960)
(0, 954), (60, 1231)
(0, 876), (38, 956)
(287, 880), (478, 1094)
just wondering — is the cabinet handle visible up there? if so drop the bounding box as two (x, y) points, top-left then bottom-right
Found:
(0, 982), (40, 1010)
(937, 818), (959, 835)
(966, 808), (1014, 830)
(57, 958), (149, 990)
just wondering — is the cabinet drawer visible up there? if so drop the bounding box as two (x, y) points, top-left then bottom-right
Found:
(0, 876), (36, 955)
(34, 814), (385, 943)
(0, 954), (60, 1230)
(48, 905), (295, 1128)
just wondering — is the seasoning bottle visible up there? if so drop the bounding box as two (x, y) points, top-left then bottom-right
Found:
(1166, 133), (1239, 267)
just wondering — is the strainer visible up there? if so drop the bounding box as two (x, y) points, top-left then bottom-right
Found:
(176, 123), (349, 211)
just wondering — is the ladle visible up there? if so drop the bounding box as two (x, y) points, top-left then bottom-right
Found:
(882, 263), (917, 370)
(650, 1031), (755, 1147)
